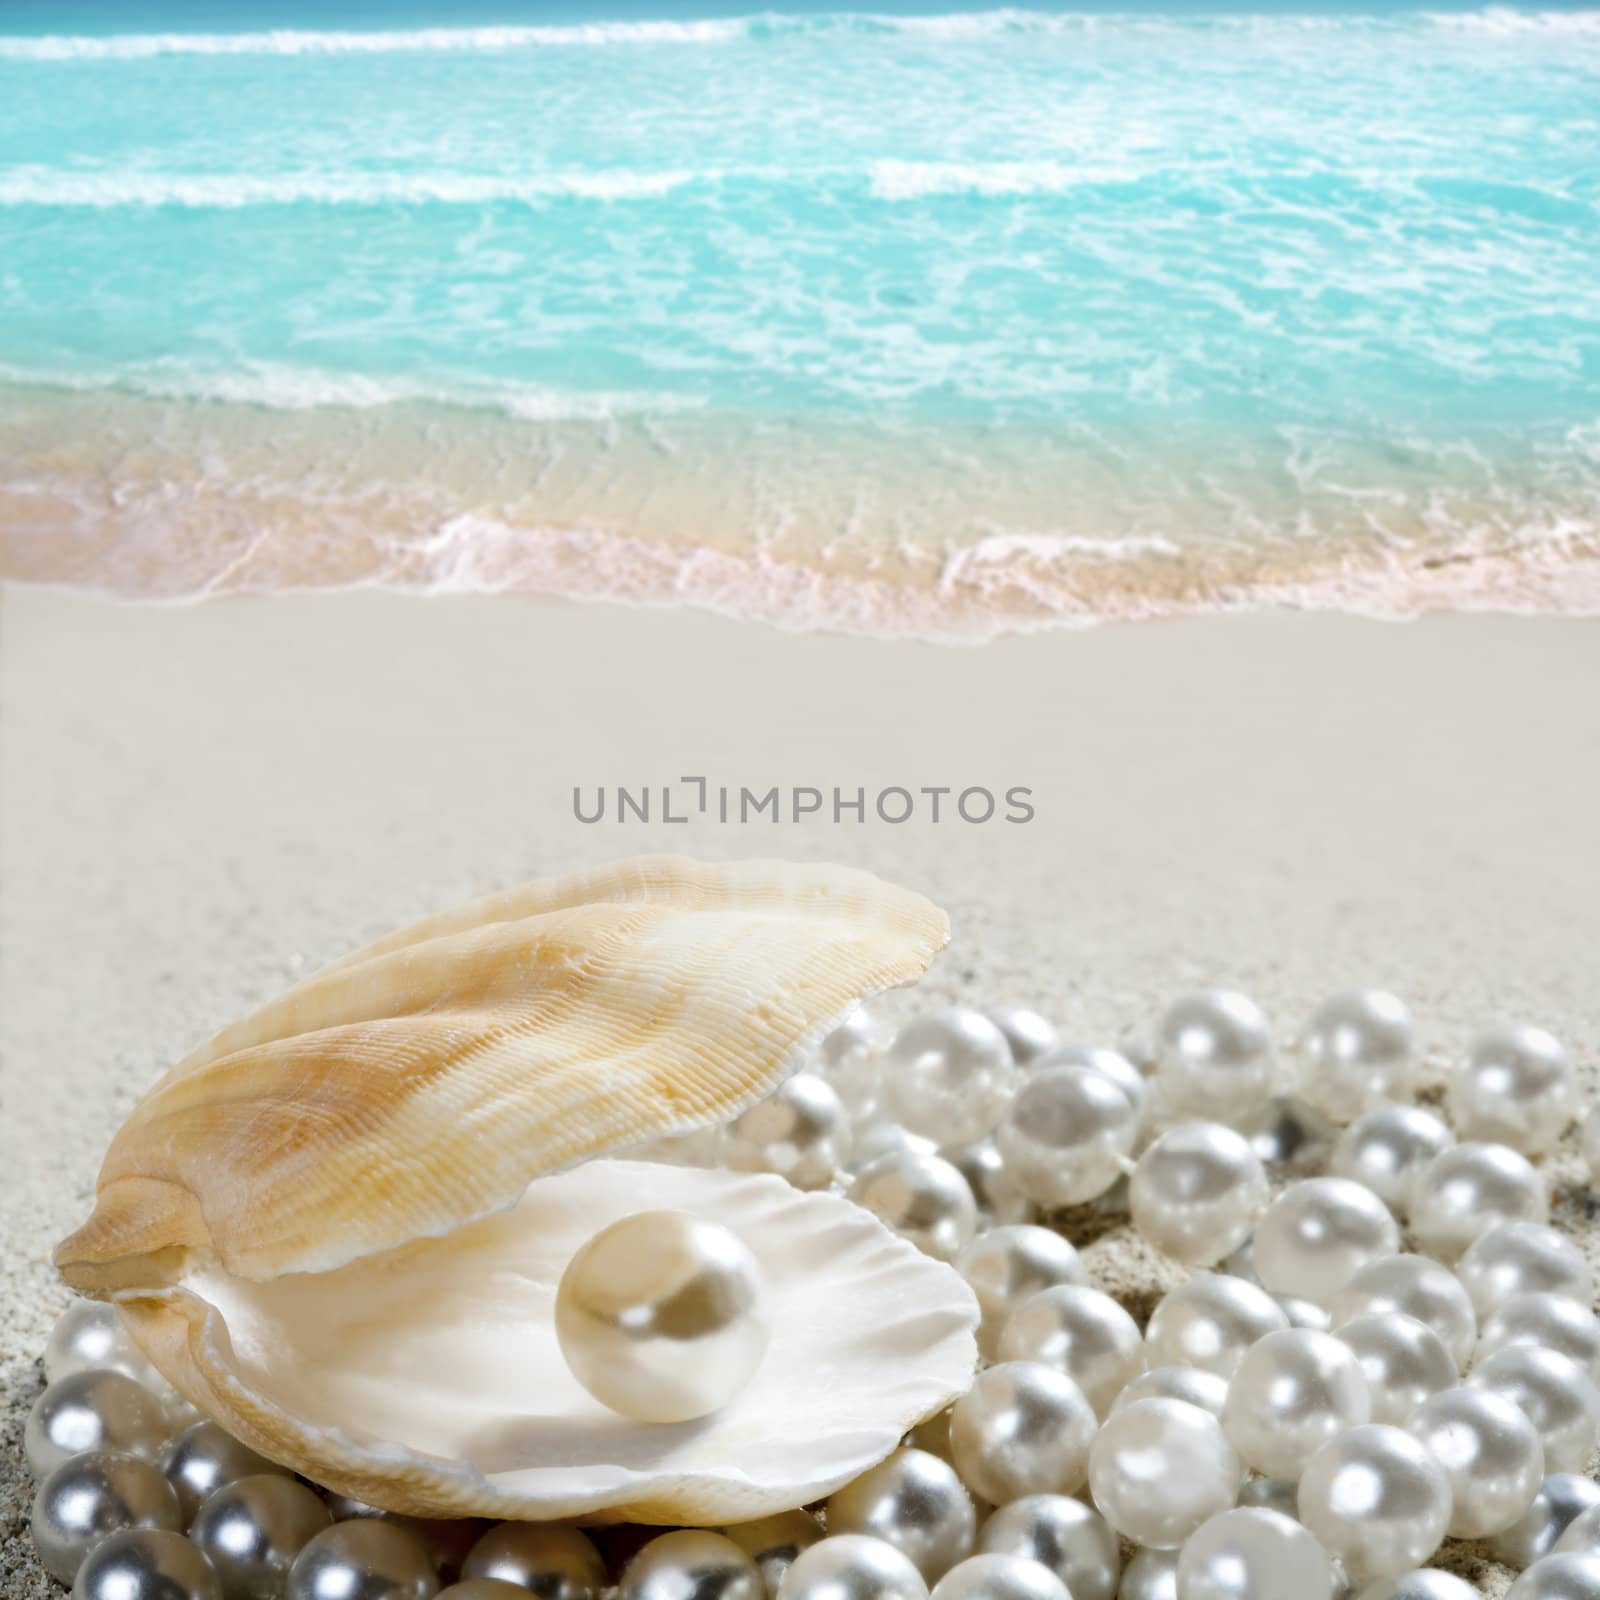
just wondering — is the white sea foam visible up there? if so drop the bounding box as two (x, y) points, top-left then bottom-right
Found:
(870, 159), (1140, 200)
(1423, 7), (1600, 37)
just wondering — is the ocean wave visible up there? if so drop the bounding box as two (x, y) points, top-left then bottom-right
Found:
(1423, 7), (1600, 35)
(869, 159), (1141, 199)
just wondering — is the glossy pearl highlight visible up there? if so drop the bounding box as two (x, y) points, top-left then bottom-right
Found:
(32, 1451), (184, 1586)
(1469, 1346), (1600, 1474)
(1222, 1327), (1372, 1481)
(1296, 989), (1415, 1124)
(555, 1210), (769, 1423)
(996, 1286), (1143, 1417)
(929, 1554), (1068, 1600)
(1329, 1254), (1477, 1372)
(1405, 1385), (1544, 1539)
(1334, 1313), (1457, 1426)
(849, 1152), (979, 1264)
(1252, 1177), (1400, 1306)
(995, 1066), (1138, 1207)
(1490, 1474), (1600, 1569)
(723, 1073), (852, 1190)
(190, 1473), (334, 1600)
(1409, 1142), (1548, 1263)
(620, 1533), (764, 1600)
(881, 1009), (1018, 1146)
(1143, 1274), (1288, 1381)
(1330, 1107), (1454, 1216)
(986, 1008), (1060, 1067)
(775, 1536), (930, 1600)
(825, 1450), (977, 1583)
(161, 1422), (292, 1524)
(26, 1370), (168, 1478)
(1447, 1024), (1575, 1155)
(1128, 1124), (1269, 1267)
(461, 1525), (607, 1600)
(1456, 1223), (1595, 1322)
(1113, 1367), (1230, 1420)
(71, 1530), (222, 1600)
(1088, 1399), (1243, 1551)
(949, 1362), (1097, 1503)
(956, 1226), (1084, 1359)
(1477, 1291), (1600, 1384)
(976, 1495), (1121, 1600)
(1173, 1507), (1336, 1600)
(287, 1521), (440, 1600)
(1154, 992), (1275, 1120)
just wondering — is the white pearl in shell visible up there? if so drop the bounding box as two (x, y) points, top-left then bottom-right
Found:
(881, 1009), (1018, 1146)
(1329, 1107), (1455, 1217)
(1334, 1313), (1457, 1426)
(287, 1521), (439, 1600)
(1253, 1176), (1401, 1307)
(1296, 1425), (1453, 1583)
(1447, 1024), (1575, 1155)
(849, 1151), (979, 1263)
(1128, 1123), (1268, 1267)
(1492, 1473), (1600, 1569)
(1296, 989), (1415, 1124)
(555, 1211), (769, 1424)
(723, 1073), (852, 1191)
(1143, 1273), (1289, 1381)
(71, 1530), (221, 1600)
(1154, 991), (1274, 1120)
(1330, 1254), (1477, 1372)
(1477, 1291), (1600, 1384)
(1405, 1386), (1545, 1539)
(32, 1453), (184, 1587)
(1112, 1367), (1230, 1420)
(1505, 1553), (1600, 1600)
(26, 1371), (168, 1479)
(825, 1450), (977, 1583)
(775, 1536), (929, 1600)
(1174, 1507), (1337, 1600)
(1469, 1346), (1600, 1474)
(994, 1066), (1138, 1207)
(996, 1286), (1144, 1418)
(621, 1533), (764, 1600)
(985, 1008), (1061, 1067)
(1456, 1223), (1595, 1322)
(929, 1554), (1069, 1600)
(1088, 1398), (1243, 1551)
(949, 1361), (1097, 1503)
(976, 1495), (1121, 1600)
(1222, 1327), (1372, 1481)
(956, 1226), (1085, 1360)
(1409, 1142), (1549, 1262)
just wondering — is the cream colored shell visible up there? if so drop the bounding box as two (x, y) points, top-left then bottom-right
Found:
(54, 855), (977, 1521)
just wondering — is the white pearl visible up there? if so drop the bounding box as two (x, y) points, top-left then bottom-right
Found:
(852, 1123), (939, 1173)
(287, 1521), (438, 1600)
(956, 1226), (1085, 1360)
(1469, 1346), (1600, 1474)
(977, 1495), (1121, 1600)
(555, 1210), (769, 1424)
(1457, 1223), (1594, 1322)
(1222, 1327), (1372, 1481)
(191, 1475), (334, 1600)
(1491, 1474), (1600, 1570)
(1155, 992), (1275, 1120)
(723, 1073), (852, 1190)
(1035, 1045), (1147, 1116)
(985, 1008), (1061, 1067)
(463, 1527), (606, 1600)
(826, 1450), (977, 1583)
(815, 1006), (888, 1116)
(621, 1533), (763, 1600)
(71, 1531), (221, 1600)
(1143, 1274), (1288, 1381)
(994, 1066), (1138, 1207)
(997, 1287), (1144, 1418)
(1252, 1178), (1400, 1307)
(1329, 1108), (1455, 1216)
(776, 1536), (929, 1600)
(881, 1009), (1018, 1146)
(1296, 989), (1415, 1124)
(1128, 1123), (1269, 1267)
(1406, 1386), (1545, 1539)
(1329, 1254), (1477, 1372)
(949, 1362), (1097, 1504)
(723, 1514), (823, 1599)
(25, 1371), (168, 1478)
(1088, 1398), (1243, 1551)
(849, 1152), (978, 1263)
(160, 1421), (292, 1524)
(1116, 1550), (1177, 1600)
(1554, 1502), (1600, 1556)
(1447, 1024), (1575, 1156)
(1407, 1142), (1549, 1263)
(1175, 1507), (1337, 1600)
(45, 1301), (163, 1389)
(1334, 1314), (1458, 1426)
(1349, 1574), (1480, 1600)
(32, 1453), (184, 1587)
(1296, 1425), (1453, 1583)
(1276, 1296), (1331, 1331)
(1506, 1553), (1600, 1600)
(942, 1138), (1034, 1226)
(930, 1554), (1069, 1600)
(1113, 1367), (1230, 1420)
(1477, 1292), (1600, 1384)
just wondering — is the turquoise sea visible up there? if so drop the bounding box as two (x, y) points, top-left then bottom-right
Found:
(1, 1), (1597, 633)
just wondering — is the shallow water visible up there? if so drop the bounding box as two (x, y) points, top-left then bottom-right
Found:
(2, 2), (1597, 634)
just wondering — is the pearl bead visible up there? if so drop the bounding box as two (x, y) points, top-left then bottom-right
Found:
(1113, 1367), (1230, 1420)
(775, 1536), (929, 1600)
(1252, 1178), (1400, 1307)
(1506, 1553), (1600, 1600)
(977, 1496), (1120, 1600)
(1408, 1143), (1548, 1262)
(160, 1422), (291, 1525)
(1349, 1574), (1480, 1600)
(1143, 1274), (1289, 1381)
(1469, 1346), (1600, 1474)
(287, 1522), (439, 1600)
(1276, 1296), (1331, 1331)
(1406, 1386), (1544, 1539)
(46, 1301), (163, 1389)
(997, 1287), (1144, 1418)
(957, 1226), (1084, 1360)
(1175, 1507), (1337, 1600)
(850, 1151), (979, 1263)
(826, 1450), (977, 1583)
(1329, 1255), (1478, 1372)
(723, 1514), (823, 1598)
(1128, 1123), (1269, 1267)
(985, 1008), (1060, 1067)
(32, 1452), (184, 1586)
(816, 1006), (888, 1116)
(1116, 1550), (1177, 1600)
(621, 1533), (763, 1600)
(191, 1474), (334, 1600)
(1297, 989), (1415, 1123)
(1233, 1097), (1339, 1179)
(1296, 1425), (1453, 1582)
(1330, 1108), (1455, 1216)
(1554, 1502), (1600, 1556)
(881, 1009), (1018, 1146)
(71, 1530), (221, 1600)
(929, 1554), (1069, 1600)
(1335, 1314), (1457, 1426)
(438, 1586), (534, 1600)
(941, 1138), (1034, 1226)
(1458, 1224), (1595, 1322)
(1222, 1328), (1372, 1480)
(327, 1507), (479, 1586)
(950, 1362), (1097, 1504)
(852, 1123), (939, 1173)
(1447, 1024), (1575, 1155)
(1491, 1474), (1600, 1569)
(1155, 992), (1275, 1119)
(462, 1525), (606, 1600)
(724, 1074), (852, 1190)
(1089, 1399), (1243, 1550)
(555, 1210), (769, 1423)
(1478, 1292), (1600, 1384)
(26, 1370), (168, 1478)
(1035, 1046), (1147, 1116)
(994, 1066), (1138, 1207)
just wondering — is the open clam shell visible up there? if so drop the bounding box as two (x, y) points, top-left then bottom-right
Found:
(55, 856), (977, 1522)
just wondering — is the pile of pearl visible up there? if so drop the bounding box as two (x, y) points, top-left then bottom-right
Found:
(24, 991), (1600, 1600)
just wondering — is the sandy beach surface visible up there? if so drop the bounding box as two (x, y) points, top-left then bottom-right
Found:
(3, 585), (1599, 1595)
